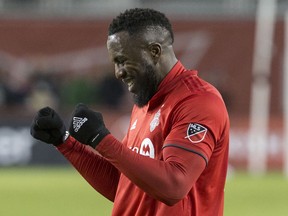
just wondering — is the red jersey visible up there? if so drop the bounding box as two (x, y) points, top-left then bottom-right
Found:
(57, 61), (229, 216)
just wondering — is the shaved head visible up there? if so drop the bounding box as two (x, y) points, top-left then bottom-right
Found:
(108, 8), (174, 45)
(107, 8), (178, 107)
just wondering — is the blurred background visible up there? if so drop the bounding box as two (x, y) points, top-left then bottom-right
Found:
(0, 0), (288, 215)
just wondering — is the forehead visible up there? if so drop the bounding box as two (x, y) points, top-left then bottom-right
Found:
(107, 31), (147, 56)
(107, 32), (134, 52)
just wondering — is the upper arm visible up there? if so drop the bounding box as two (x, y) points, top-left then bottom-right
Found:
(164, 93), (228, 165)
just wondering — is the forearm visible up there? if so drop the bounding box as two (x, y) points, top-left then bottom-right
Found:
(57, 136), (120, 201)
(96, 134), (206, 206)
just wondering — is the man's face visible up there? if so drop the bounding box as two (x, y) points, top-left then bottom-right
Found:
(107, 32), (159, 107)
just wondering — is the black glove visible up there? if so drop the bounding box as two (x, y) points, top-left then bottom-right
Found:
(69, 103), (110, 148)
(30, 107), (67, 146)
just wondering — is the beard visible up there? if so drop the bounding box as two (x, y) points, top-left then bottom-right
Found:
(132, 64), (159, 108)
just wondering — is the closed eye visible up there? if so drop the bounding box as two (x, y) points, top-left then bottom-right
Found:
(114, 56), (127, 65)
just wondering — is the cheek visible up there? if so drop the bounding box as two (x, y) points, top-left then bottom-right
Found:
(114, 65), (123, 79)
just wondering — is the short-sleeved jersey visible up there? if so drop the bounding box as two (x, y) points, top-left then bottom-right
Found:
(111, 61), (230, 216)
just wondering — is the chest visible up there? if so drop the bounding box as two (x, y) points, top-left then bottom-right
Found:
(126, 105), (171, 159)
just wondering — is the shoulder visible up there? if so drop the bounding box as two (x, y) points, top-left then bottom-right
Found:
(167, 72), (226, 112)
(167, 76), (229, 131)
(172, 92), (227, 121)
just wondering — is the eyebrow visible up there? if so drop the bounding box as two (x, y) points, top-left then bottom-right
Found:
(113, 55), (127, 63)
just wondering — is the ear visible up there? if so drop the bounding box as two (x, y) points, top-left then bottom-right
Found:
(148, 43), (161, 63)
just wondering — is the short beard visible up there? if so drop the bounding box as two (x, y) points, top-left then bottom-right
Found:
(133, 64), (158, 108)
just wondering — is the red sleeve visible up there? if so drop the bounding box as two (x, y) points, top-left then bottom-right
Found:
(96, 134), (206, 206)
(56, 136), (120, 202)
(165, 92), (228, 163)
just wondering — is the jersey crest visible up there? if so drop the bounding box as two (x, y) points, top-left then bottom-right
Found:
(185, 123), (207, 143)
(150, 109), (161, 132)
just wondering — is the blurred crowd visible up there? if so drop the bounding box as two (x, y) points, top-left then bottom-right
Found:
(0, 67), (128, 119)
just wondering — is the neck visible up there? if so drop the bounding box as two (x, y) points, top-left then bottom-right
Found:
(158, 47), (178, 80)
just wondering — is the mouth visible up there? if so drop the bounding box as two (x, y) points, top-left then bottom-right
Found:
(122, 78), (135, 92)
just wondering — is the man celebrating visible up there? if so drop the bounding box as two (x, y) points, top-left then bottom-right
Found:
(31, 8), (230, 216)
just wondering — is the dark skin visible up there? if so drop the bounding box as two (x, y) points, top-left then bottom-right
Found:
(107, 28), (178, 107)
(30, 26), (207, 206)
(104, 31), (206, 205)
(104, 30), (207, 205)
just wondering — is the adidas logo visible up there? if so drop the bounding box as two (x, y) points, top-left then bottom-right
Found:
(130, 119), (137, 130)
(73, 117), (88, 132)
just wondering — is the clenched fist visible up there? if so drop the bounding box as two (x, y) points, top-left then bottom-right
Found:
(69, 104), (110, 148)
(30, 107), (67, 146)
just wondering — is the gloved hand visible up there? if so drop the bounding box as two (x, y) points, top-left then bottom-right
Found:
(30, 107), (67, 146)
(69, 103), (110, 148)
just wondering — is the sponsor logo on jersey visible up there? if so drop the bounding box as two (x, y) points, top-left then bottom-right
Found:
(129, 138), (155, 159)
(140, 138), (155, 158)
(73, 117), (88, 132)
(185, 123), (207, 143)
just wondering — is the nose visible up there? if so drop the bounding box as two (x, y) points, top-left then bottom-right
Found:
(115, 65), (127, 80)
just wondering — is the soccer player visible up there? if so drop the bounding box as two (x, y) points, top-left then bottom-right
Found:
(30, 8), (230, 216)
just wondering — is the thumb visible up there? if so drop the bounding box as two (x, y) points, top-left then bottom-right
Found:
(36, 107), (63, 129)
(74, 103), (89, 114)
(36, 116), (62, 129)
(73, 103), (91, 117)
(75, 103), (88, 110)
(38, 106), (54, 117)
